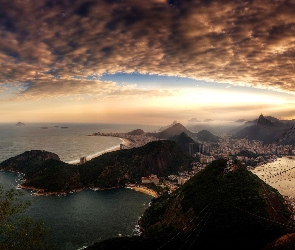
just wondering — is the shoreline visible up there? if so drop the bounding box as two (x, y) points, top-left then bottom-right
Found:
(127, 185), (158, 198)
(68, 137), (132, 164)
(86, 137), (131, 160)
(17, 182), (159, 197)
(18, 184), (85, 196)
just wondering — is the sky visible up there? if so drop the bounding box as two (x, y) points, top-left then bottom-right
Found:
(1, 0), (295, 125)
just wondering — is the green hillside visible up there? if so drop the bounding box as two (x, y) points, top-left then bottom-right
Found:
(0, 141), (193, 192)
(89, 159), (294, 250)
(79, 140), (194, 188)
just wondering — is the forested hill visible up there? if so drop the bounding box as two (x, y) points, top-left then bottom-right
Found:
(88, 159), (294, 250)
(79, 140), (193, 188)
(0, 141), (193, 192)
(0, 150), (60, 173)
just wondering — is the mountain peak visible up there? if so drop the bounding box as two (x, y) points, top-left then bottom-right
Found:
(148, 123), (195, 139)
(257, 114), (273, 127)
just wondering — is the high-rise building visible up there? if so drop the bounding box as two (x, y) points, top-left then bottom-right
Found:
(80, 157), (87, 164)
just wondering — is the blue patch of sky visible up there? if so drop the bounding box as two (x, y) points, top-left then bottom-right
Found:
(0, 82), (28, 99)
(42, 68), (61, 79)
(100, 72), (219, 88)
(99, 73), (293, 98)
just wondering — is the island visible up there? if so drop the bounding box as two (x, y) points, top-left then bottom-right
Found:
(16, 122), (25, 126)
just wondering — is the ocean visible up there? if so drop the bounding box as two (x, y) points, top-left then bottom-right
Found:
(251, 156), (295, 197)
(0, 123), (159, 250)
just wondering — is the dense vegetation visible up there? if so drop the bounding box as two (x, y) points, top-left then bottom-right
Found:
(79, 140), (194, 188)
(25, 159), (83, 192)
(0, 187), (51, 249)
(0, 150), (60, 173)
(0, 141), (193, 192)
(89, 159), (294, 250)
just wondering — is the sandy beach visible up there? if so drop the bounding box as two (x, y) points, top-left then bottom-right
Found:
(251, 156), (295, 197)
(69, 137), (132, 164)
(88, 138), (131, 159)
(127, 185), (158, 198)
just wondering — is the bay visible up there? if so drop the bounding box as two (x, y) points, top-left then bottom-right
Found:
(0, 172), (151, 250)
(0, 123), (158, 249)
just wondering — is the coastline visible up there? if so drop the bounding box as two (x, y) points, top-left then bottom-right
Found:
(18, 183), (159, 198)
(18, 184), (85, 196)
(68, 137), (132, 164)
(127, 185), (158, 198)
(87, 137), (131, 160)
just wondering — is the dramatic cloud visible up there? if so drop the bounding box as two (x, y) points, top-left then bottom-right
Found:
(3, 79), (178, 101)
(1, 0), (295, 98)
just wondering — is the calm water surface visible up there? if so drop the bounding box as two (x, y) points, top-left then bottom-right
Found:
(0, 172), (151, 250)
(0, 123), (157, 249)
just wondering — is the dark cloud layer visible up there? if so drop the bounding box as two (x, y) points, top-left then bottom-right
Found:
(1, 0), (295, 98)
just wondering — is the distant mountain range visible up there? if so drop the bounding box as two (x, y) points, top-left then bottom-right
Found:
(144, 115), (295, 146)
(148, 123), (220, 144)
(234, 114), (295, 144)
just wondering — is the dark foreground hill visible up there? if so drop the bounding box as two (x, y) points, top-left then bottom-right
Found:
(0, 141), (193, 192)
(88, 159), (294, 250)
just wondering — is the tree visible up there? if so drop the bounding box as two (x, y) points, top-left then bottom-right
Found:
(0, 186), (51, 250)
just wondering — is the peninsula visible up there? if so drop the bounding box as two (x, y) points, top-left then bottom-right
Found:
(0, 141), (193, 196)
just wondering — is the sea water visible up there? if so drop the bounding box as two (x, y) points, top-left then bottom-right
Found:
(252, 156), (295, 197)
(0, 123), (158, 163)
(0, 123), (158, 250)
